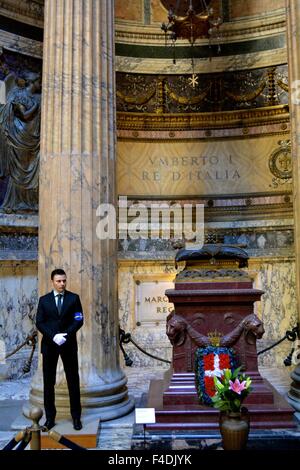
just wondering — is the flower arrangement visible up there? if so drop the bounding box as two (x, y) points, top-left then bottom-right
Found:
(195, 346), (237, 405)
(211, 367), (252, 413)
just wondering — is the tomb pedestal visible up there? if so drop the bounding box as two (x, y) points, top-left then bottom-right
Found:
(147, 245), (295, 429)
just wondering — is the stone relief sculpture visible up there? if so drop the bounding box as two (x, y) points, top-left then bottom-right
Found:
(166, 311), (188, 346)
(166, 310), (265, 348)
(0, 72), (41, 212)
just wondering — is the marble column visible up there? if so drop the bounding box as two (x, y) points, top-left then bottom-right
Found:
(30, 0), (134, 420)
(285, 0), (300, 412)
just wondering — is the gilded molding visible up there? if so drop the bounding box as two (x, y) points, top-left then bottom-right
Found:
(120, 194), (293, 220)
(225, 80), (267, 103)
(277, 79), (289, 92)
(204, 204), (293, 219)
(116, 88), (155, 105)
(115, 13), (286, 45)
(0, 30), (42, 58)
(165, 82), (210, 105)
(117, 105), (289, 131)
(118, 259), (177, 267)
(218, 21), (286, 40)
(0, 0), (43, 27)
(117, 257), (296, 268)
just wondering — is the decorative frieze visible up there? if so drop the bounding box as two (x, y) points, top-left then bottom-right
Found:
(0, 1), (43, 27)
(0, 233), (37, 254)
(116, 65), (289, 114)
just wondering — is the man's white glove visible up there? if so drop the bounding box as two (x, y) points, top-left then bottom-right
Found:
(53, 333), (68, 346)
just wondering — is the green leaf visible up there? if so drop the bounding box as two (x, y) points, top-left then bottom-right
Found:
(219, 403), (230, 411)
(232, 366), (242, 379)
(246, 377), (252, 387)
(224, 369), (231, 381)
(214, 377), (224, 391)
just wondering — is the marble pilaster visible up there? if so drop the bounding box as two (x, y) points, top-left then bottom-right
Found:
(284, 0), (300, 411)
(286, 0), (300, 316)
(30, 0), (134, 420)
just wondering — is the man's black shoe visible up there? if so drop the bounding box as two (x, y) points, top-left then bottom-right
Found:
(73, 418), (82, 430)
(43, 419), (55, 430)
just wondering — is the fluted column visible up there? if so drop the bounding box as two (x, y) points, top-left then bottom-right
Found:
(30, 0), (134, 420)
(285, 0), (300, 412)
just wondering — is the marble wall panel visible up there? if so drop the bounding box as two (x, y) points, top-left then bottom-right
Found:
(117, 135), (292, 196)
(0, 261), (38, 378)
(0, 30), (42, 59)
(250, 258), (298, 367)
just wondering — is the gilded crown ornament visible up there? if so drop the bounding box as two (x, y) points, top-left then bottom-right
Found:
(207, 330), (222, 347)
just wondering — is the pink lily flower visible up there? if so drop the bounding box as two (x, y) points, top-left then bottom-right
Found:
(229, 378), (247, 394)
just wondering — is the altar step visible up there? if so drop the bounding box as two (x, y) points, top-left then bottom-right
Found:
(147, 378), (296, 430)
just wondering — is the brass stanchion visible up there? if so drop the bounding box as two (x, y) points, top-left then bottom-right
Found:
(14, 430), (27, 443)
(22, 405), (43, 450)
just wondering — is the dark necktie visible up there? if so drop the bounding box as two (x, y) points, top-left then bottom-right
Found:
(57, 294), (63, 315)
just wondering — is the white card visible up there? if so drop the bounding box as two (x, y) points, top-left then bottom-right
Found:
(135, 408), (156, 424)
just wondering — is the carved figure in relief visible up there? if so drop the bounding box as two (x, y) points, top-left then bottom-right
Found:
(220, 313), (265, 346)
(166, 311), (264, 347)
(0, 72), (41, 212)
(166, 311), (188, 346)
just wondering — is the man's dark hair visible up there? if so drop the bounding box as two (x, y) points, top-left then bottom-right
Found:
(51, 268), (66, 280)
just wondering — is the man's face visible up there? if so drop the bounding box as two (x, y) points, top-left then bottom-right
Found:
(52, 274), (67, 293)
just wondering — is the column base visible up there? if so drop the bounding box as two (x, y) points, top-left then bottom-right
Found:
(30, 373), (135, 421)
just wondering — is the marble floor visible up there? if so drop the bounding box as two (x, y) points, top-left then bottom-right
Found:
(0, 365), (299, 451)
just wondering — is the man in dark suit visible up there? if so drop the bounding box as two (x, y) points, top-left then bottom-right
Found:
(36, 268), (84, 430)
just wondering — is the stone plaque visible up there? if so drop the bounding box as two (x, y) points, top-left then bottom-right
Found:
(136, 280), (174, 326)
(117, 136), (288, 196)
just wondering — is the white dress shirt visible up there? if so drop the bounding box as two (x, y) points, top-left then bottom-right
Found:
(53, 289), (64, 307)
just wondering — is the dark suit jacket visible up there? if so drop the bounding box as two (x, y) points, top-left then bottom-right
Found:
(36, 290), (84, 354)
